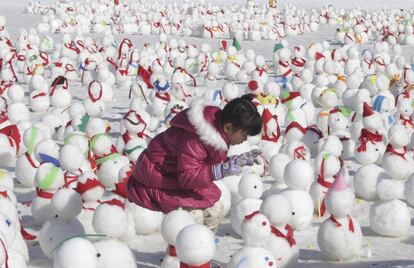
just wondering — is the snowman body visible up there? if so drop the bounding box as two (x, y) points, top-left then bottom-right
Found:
(317, 173), (362, 261)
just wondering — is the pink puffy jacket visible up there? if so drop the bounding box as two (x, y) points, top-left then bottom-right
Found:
(127, 98), (229, 212)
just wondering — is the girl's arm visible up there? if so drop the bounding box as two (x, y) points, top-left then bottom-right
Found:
(176, 138), (213, 190)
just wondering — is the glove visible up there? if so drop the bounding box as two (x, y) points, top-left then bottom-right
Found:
(234, 149), (262, 167)
(212, 155), (241, 180)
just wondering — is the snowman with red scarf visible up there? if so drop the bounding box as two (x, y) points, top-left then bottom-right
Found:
(116, 109), (151, 153)
(259, 106), (282, 160)
(309, 151), (341, 219)
(251, 55), (268, 84)
(261, 194), (299, 268)
(317, 171), (362, 261)
(382, 124), (414, 180)
(281, 91), (307, 128)
(355, 102), (386, 166)
(395, 92), (414, 136)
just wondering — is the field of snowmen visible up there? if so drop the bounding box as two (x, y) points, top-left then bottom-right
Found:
(1, 0), (414, 267)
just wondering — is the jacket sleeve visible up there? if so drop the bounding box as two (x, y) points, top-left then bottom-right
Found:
(176, 137), (213, 190)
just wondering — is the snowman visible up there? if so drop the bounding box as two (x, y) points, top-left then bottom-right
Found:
(92, 198), (129, 239)
(116, 109), (151, 153)
(395, 94), (414, 135)
(370, 179), (410, 237)
(281, 159), (314, 230)
(280, 91), (307, 128)
(84, 80), (105, 117)
(309, 151), (341, 218)
(31, 140), (65, 226)
(259, 107), (282, 159)
(175, 224), (216, 268)
(230, 173), (264, 236)
(39, 188), (85, 259)
(241, 210), (272, 249)
(353, 163), (387, 201)
(382, 124), (414, 180)
(317, 171), (362, 261)
(251, 55), (268, 84)
(160, 210), (196, 268)
(327, 107), (354, 159)
(125, 201), (164, 236)
(59, 143), (88, 188)
(355, 102), (386, 166)
(261, 194), (299, 268)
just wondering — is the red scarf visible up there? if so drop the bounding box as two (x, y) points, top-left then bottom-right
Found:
(0, 125), (20, 153)
(99, 198), (125, 209)
(356, 128), (383, 152)
(400, 115), (414, 128)
(180, 262), (211, 268)
(317, 157), (333, 217)
(330, 215), (355, 233)
(168, 245), (177, 257)
(75, 178), (103, 195)
(385, 144), (407, 160)
(36, 188), (54, 199)
(270, 224), (296, 247)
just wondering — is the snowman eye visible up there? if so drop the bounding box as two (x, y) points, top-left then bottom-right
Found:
(262, 221), (267, 226)
(97, 253), (101, 258)
(292, 212), (295, 215)
(254, 186), (257, 189)
(55, 215), (58, 218)
(49, 238), (53, 241)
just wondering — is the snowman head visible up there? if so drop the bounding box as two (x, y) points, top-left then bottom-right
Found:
(51, 188), (83, 221)
(35, 163), (64, 191)
(325, 171), (355, 217)
(161, 210), (196, 246)
(388, 124), (410, 148)
(318, 135), (343, 157)
(315, 152), (340, 178)
(229, 247), (277, 268)
(362, 102), (383, 131)
(123, 110), (150, 135)
(238, 173), (264, 199)
(222, 82), (240, 102)
(328, 108), (349, 133)
(85, 118), (107, 139)
(92, 199), (128, 239)
(176, 224), (216, 266)
(397, 97), (414, 118)
(34, 138), (60, 165)
(59, 144), (86, 173)
(284, 159), (313, 191)
(247, 80), (263, 95)
(89, 133), (114, 157)
(260, 194), (292, 227)
(269, 153), (291, 184)
(241, 211), (271, 247)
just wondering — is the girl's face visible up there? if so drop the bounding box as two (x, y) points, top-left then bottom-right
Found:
(223, 123), (248, 145)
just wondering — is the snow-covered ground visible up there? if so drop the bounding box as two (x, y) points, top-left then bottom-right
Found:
(2, 0), (414, 267)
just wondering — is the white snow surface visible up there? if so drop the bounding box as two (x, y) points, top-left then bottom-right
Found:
(2, 0), (414, 268)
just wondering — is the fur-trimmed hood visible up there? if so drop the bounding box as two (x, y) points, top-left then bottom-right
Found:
(169, 98), (229, 151)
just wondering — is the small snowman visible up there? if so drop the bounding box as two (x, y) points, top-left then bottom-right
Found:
(230, 173), (264, 236)
(317, 171), (362, 261)
(175, 224), (216, 268)
(280, 91), (307, 128)
(94, 239), (137, 268)
(370, 179), (410, 237)
(160, 209), (196, 268)
(261, 194), (299, 268)
(281, 159), (314, 230)
(309, 151), (341, 218)
(251, 55), (268, 84)
(92, 198), (128, 239)
(353, 164), (387, 201)
(39, 188), (85, 259)
(382, 124), (414, 180)
(355, 102), (385, 166)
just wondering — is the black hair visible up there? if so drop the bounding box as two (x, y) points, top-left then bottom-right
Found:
(221, 94), (262, 136)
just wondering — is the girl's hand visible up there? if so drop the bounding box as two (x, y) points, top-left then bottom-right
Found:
(212, 155), (242, 180)
(235, 149), (262, 167)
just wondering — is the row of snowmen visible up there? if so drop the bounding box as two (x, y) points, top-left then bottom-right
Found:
(333, 7), (414, 45)
(25, 0), (325, 40)
(1, 6), (414, 267)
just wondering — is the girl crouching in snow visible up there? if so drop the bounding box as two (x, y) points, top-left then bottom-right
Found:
(127, 95), (262, 230)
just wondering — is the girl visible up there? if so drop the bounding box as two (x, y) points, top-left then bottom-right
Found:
(127, 94), (262, 229)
